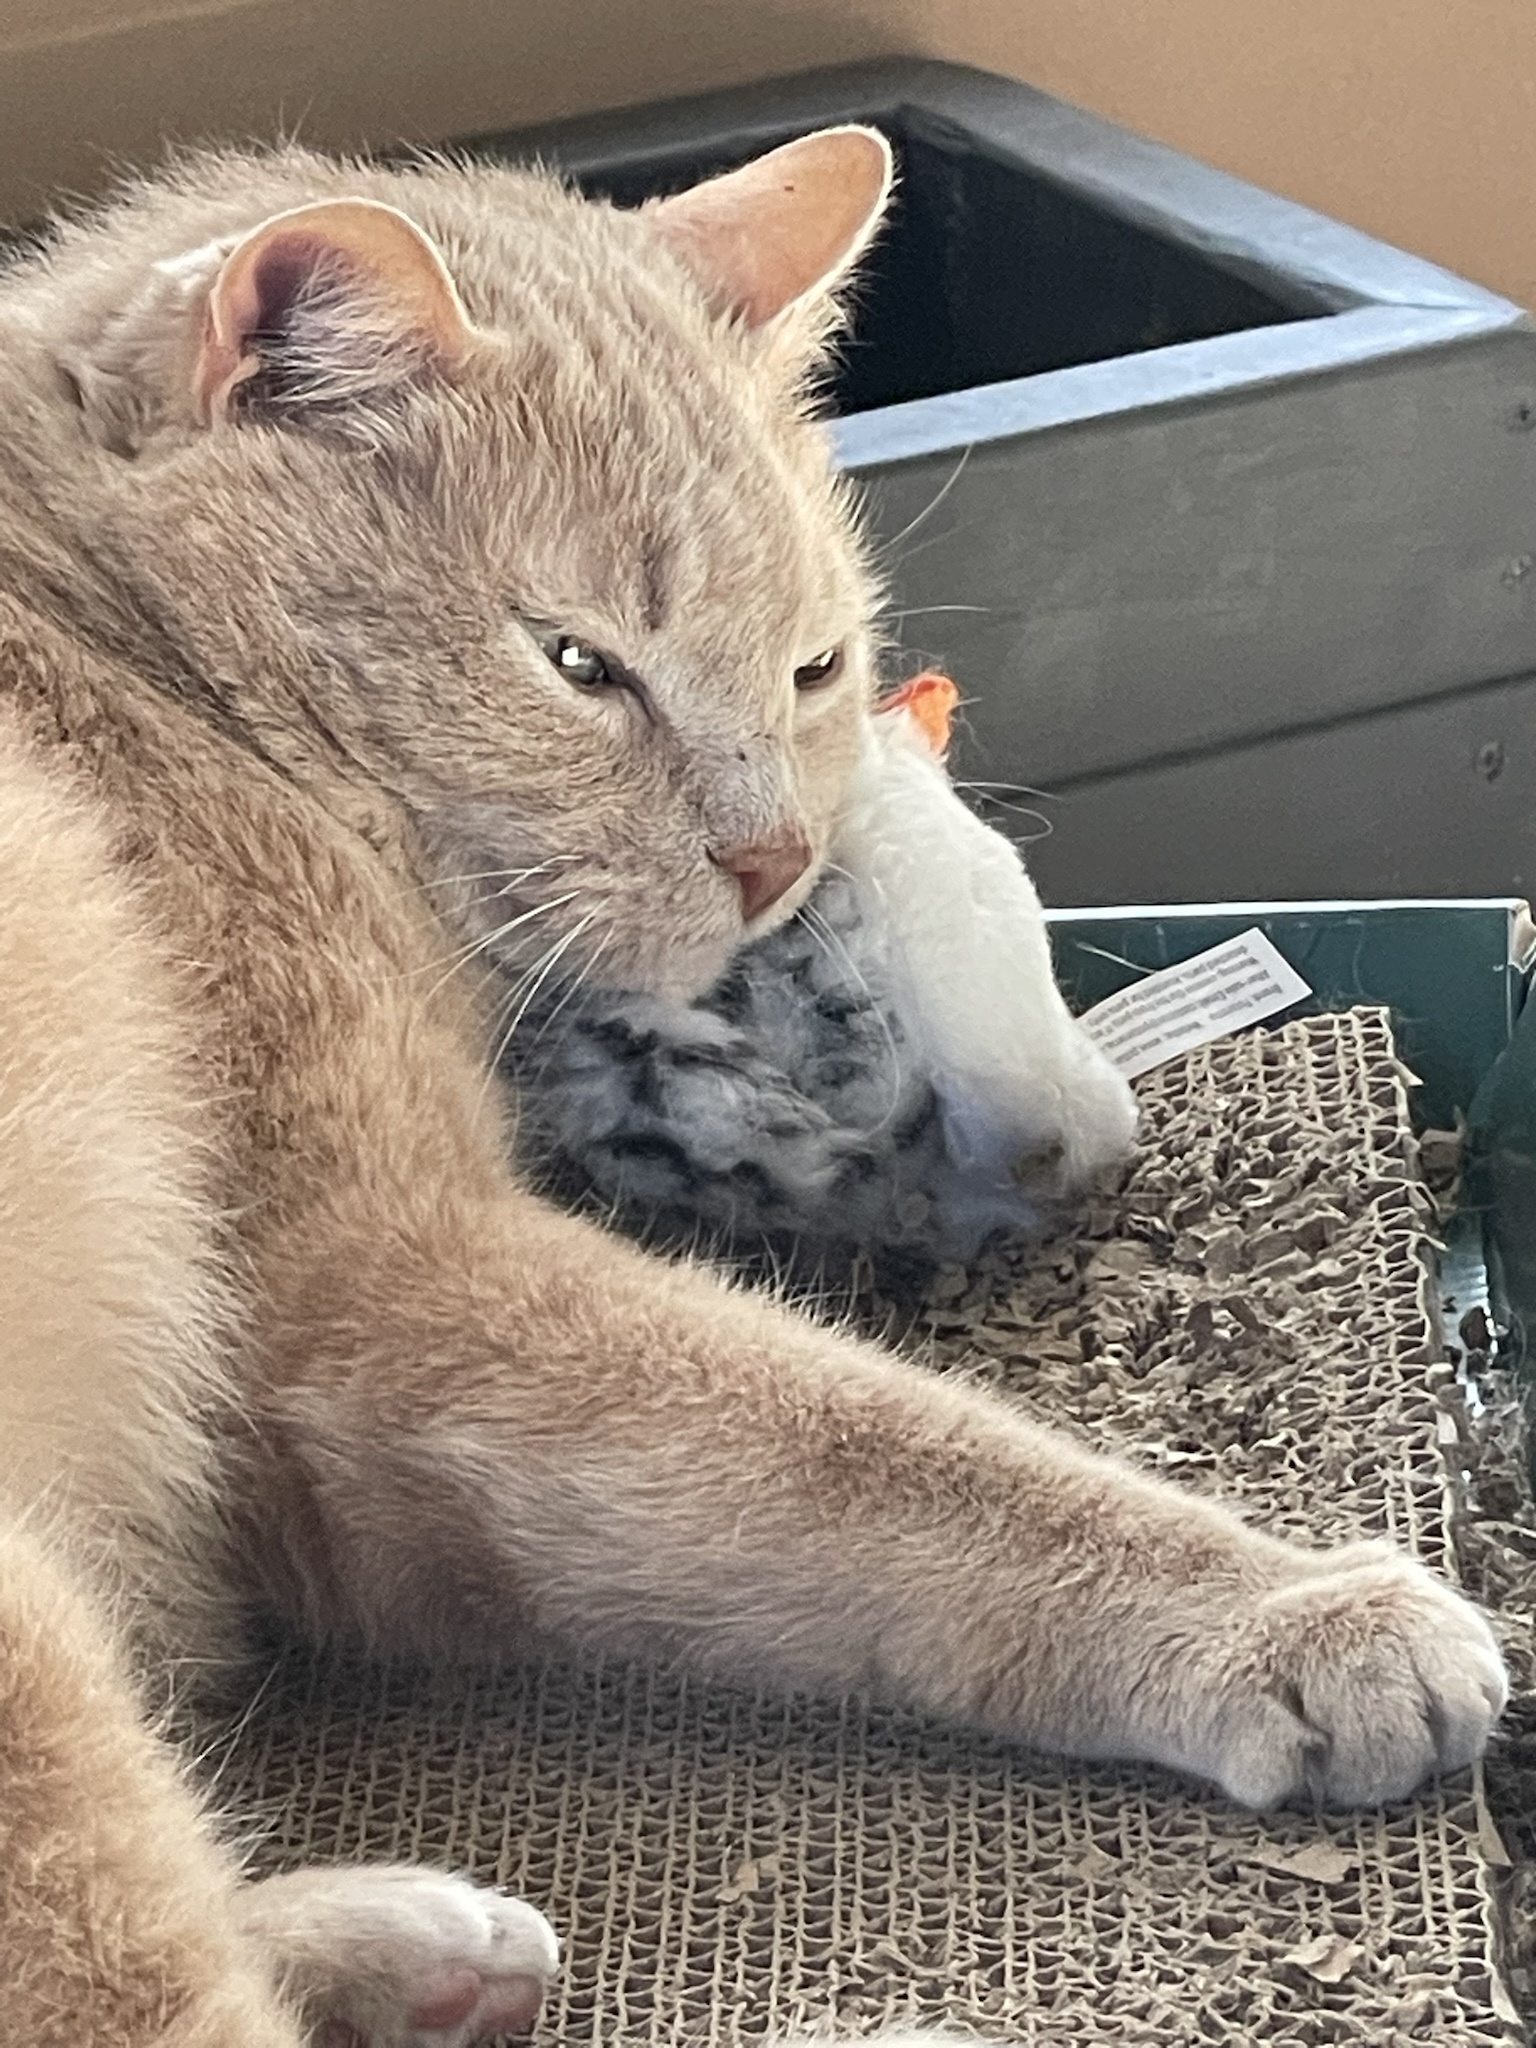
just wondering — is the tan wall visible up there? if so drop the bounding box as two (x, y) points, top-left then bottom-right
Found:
(2, 0), (1531, 309)
(0, 1), (921, 221)
(924, 0), (1536, 313)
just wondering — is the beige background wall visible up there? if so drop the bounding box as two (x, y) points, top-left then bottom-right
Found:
(2, 0), (1532, 309)
(929, 0), (1536, 314)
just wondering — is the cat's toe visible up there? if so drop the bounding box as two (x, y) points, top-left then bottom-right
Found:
(1207, 1546), (1507, 1808)
(386, 1879), (555, 2047)
(240, 1864), (559, 2048)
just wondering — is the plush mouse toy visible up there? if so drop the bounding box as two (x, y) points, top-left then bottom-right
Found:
(506, 679), (1137, 1273)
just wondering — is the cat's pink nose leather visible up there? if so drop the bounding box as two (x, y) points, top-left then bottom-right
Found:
(714, 835), (813, 922)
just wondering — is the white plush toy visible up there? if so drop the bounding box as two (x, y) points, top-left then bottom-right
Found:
(508, 676), (1137, 1271)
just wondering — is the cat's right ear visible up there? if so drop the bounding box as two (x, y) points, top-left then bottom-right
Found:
(192, 199), (479, 425)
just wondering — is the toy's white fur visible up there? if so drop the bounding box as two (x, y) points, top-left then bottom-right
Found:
(833, 705), (1136, 1210)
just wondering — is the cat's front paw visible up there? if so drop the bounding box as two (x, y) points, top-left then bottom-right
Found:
(1202, 1547), (1506, 1808)
(239, 1864), (559, 2048)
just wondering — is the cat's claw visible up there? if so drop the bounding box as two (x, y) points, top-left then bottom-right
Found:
(238, 1864), (559, 2048)
(1199, 1546), (1507, 1808)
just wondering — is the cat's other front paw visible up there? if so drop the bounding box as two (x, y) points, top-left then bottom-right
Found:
(240, 1864), (559, 2048)
(1201, 1546), (1507, 1808)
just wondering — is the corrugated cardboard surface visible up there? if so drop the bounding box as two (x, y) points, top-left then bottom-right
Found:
(198, 1011), (1517, 2045)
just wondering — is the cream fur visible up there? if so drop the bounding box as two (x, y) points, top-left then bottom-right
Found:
(0, 136), (1507, 2044)
(0, 1518), (300, 2047)
(833, 705), (1137, 1195)
(0, 712), (228, 1655)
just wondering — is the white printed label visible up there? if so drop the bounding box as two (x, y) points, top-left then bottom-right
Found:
(1077, 928), (1313, 1079)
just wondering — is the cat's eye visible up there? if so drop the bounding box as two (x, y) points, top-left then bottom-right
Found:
(794, 647), (843, 692)
(540, 631), (615, 689)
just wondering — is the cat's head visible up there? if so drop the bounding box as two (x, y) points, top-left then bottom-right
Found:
(13, 130), (894, 999)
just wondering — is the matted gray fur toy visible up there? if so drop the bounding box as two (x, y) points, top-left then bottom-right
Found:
(507, 682), (1136, 1270)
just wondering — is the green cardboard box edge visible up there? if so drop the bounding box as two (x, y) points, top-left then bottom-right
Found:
(1049, 897), (1534, 1427)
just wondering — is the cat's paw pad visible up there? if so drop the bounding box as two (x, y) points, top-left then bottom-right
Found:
(1209, 1548), (1507, 1808)
(240, 1864), (558, 2048)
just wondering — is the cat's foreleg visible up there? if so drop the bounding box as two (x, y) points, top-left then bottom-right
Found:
(257, 1191), (1506, 1810)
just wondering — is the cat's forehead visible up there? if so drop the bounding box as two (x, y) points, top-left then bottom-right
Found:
(417, 171), (829, 464)
(393, 168), (867, 639)
(29, 147), (871, 640)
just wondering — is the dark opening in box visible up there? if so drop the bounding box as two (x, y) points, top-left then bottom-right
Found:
(472, 60), (1536, 906)
(564, 118), (1303, 415)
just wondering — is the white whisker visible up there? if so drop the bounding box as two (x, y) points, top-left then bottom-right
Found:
(881, 445), (972, 556)
(478, 912), (599, 1121)
(798, 897), (905, 1138)
(527, 930), (613, 1049)
(885, 603), (991, 622)
(952, 777), (1057, 800)
(964, 792), (1054, 841)
(413, 890), (582, 1006)
(422, 853), (580, 893)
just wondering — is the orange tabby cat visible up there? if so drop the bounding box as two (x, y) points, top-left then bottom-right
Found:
(0, 129), (1505, 2045)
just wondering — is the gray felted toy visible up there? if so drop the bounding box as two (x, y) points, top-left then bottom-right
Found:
(505, 682), (1136, 1275)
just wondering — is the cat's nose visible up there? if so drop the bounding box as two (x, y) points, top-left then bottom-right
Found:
(712, 833), (813, 923)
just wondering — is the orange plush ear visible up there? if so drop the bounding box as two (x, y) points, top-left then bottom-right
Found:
(646, 126), (894, 330)
(883, 671), (961, 757)
(194, 199), (478, 422)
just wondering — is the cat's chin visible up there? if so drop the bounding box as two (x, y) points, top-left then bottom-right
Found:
(604, 935), (738, 1006)
(621, 896), (817, 1004)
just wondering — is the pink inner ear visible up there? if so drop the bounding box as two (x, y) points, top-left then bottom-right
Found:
(248, 242), (323, 328)
(201, 241), (316, 410)
(193, 199), (477, 422)
(648, 126), (894, 330)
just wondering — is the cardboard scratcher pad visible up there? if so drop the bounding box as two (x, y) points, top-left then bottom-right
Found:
(205, 1009), (1516, 2045)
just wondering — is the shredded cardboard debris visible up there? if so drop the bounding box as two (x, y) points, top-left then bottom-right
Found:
(1444, 1339), (1536, 2026)
(198, 1009), (1525, 2045)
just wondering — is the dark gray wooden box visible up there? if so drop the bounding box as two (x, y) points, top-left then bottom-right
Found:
(466, 60), (1536, 905)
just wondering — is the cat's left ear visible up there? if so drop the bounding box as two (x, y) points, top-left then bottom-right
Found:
(646, 127), (894, 332)
(192, 198), (479, 423)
